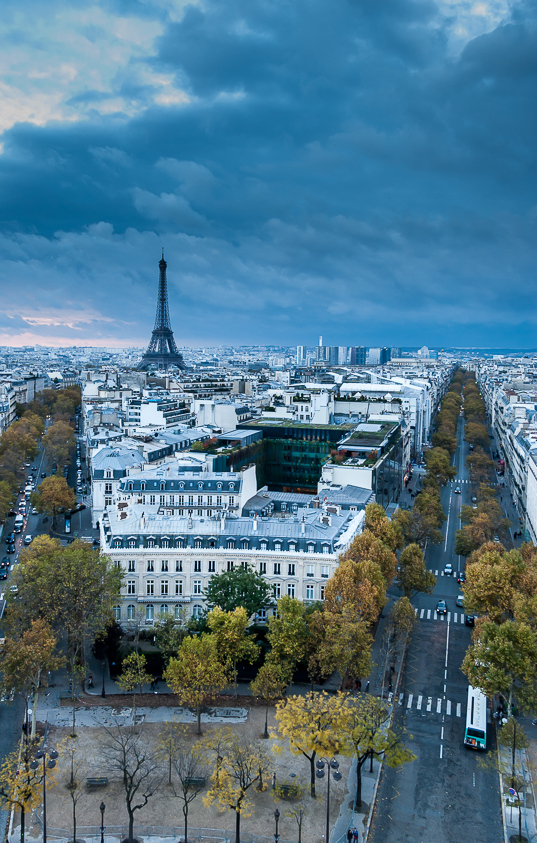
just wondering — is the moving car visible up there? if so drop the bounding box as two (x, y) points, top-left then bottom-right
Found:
(493, 535), (500, 543)
(457, 573), (466, 584)
(6, 544), (15, 554)
(436, 599), (447, 615)
(23, 535), (32, 545)
(0, 557), (9, 568)
(443, 563), (453, 576)
(456, 595), (464, 607)
(454, 488), (461, 494)
(465, 614), (475, 627)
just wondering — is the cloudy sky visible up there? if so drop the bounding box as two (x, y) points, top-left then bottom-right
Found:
(0, 0), (535, 349)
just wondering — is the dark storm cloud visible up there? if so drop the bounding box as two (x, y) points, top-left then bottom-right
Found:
(0, 0), (535, 347)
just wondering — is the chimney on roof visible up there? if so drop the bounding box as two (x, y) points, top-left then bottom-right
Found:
(253, 512), (258, 531)
(301, 515), (305, 535)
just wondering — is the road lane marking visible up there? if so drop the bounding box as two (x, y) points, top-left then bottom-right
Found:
(417, 695), (423, 710)
(439, 614), (444, 621)
(447, 612), (451, 621)
(436, 699), (442, 713)
(407, 693), (413, 709)
(440, 744), (443, 759)
(441, 727), (444, 739)
(446, 700), (451, 715)
(427, 697), (432, 712)
(456, 703), (462, 717)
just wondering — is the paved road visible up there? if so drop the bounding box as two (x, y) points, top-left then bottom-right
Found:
(370, 414), (505, 843)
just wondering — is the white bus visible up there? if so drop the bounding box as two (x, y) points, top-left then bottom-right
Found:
(464, 685), (487, 750)
(14, 514), (24, 533)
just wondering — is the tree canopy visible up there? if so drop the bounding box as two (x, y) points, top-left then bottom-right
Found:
(204, 565), (274, 618)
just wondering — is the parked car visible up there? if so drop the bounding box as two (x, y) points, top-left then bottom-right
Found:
(0, 557), (9, 568)
(23, 535), (32, 545)
(436, 599), (447, 615)
(457, 573), (466, 584)
(6, 533), (14, 544)
(465, 614), (475, 627)
(6, 543), (15, 554)
(0, 571), (7, 580)
(41, 472), (46, 478)
(493, 535), (500, 543)
(456, 595), (464, 607)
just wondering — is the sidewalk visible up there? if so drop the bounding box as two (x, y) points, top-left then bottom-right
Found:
(499, 738), (537, 843)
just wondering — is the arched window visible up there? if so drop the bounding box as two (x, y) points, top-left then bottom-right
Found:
(145, 604), (154, 623)
(141, 482), (146, 491)
(160, 482), (165, 491)
(113, 539), (122, 548)
(128, 482), (133, 491)
(127, 604), (135, 620)
(193, 605), (203, 618)
(160, 604), (168, 615)
(113, 605), (121, 621)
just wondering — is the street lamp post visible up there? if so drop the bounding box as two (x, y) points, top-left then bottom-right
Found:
(100, 801), (105, 843)
(30, 747), (58, 843)
(101, 660), (106, 698)
(316, 757), (342, 843)
(273, 808), (280, 843)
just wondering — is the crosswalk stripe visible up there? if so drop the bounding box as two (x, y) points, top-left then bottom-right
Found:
(454, 612), (458, 623)
(427, 697), (432, 712)
(438, 613), (445, 621)
(417, 695), (423, 710)
(434, 569), (439, 576)
(446, 700), (451, 715)
(436, 699), (442, 713)
(447, 612), (451, 622)
(427, 609), (431, 620)
(420, 609), (425, 619)
(456, 703), (462, 717)
(415, 607), (418, 616)
(407, 693), (413, 709)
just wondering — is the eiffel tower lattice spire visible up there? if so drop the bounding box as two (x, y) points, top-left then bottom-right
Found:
(138, 253), (186, 371)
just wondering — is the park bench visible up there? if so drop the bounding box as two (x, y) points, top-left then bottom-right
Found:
(277, 783), (300, 799)
(59, 690), (74, 700)
(86, 777), (108, 788)
(184, 776), (206, 789)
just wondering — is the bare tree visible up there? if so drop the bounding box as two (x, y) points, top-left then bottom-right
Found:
(100, 725), (162, 843)
(63, 737), (86, 843)
(170, 745), (207, 843)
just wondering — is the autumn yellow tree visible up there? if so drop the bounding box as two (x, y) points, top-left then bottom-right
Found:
(0, 747), (60, 843)
(340, 530), (397, 582)
(164, 634), (229, 735)
(207, 607), (260, 696)
(250, 661), (291, 738)
(266, 596), (309, 675)
(275, 691), (348, 797)
(31, 475), (76, 527)
(203, 733), (270, 843)
(307, 605), (372, 689)
(42, 419), (75, 468)
(324, 558), (387, 624)
(117, 652), (152, 724)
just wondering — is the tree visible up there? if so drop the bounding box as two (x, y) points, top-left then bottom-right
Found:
(0, 747), (58, 843)
(7, 538), (122, 735)
(203, 734), (270, 843)
(250, 661), (291, 739)
(396, 543), (436, 599)
(340, 694), (415, 807)
(42, 420), (75, 468)
(280, 779), (310, 843)
(275, 691), (348, 797)
(392, 507), (443, 548)
(465, 447), (495, 485)
(497, 718), (529, 843)
(63, 736), (87, 843)
(204, 565), (274, 619)
(170, 742), (207, 843)
(164, 634), (229, 735)
(462, 620), (537, 713)
(364, 503), (403, 552)
(153, 613), (188, 665)
(266, 596), (309, 674)
(340, 530), (397, 582)
(307, 606), (373, 690)
(324, 558), (387, 624)
(30, 475), (76, 526)
(207, 607), (260, 696)
(0, 619), (63, 739)
(117, 652), (152, 724)
(0, 480), (13, 517)
(100, 725), (162, 843)
(463, 547), (526, 623)
(424, 447), (457, 484)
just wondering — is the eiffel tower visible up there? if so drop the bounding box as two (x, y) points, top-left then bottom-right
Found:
(138, 252), (186, 371)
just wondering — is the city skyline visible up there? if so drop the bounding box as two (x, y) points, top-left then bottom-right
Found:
(0, 0), (535, 349)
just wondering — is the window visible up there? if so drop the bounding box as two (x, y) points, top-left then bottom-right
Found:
(113, 605), (121, 621)
(321, 566), (329, 579)
(141, 482), (146, 491)
(306, 584), (315, 600)
(147, 560), (154, 572)
(105, 482), (112, 494)
(174, 605), (182, 619)
(256, 609), (267, 622)
(146, 580), (154, 595)
(175, 580), (183, 595)
(241, 539), (249, 550)
(193, 580), (202, 595)
(273, 583), (281, 598)
(188, 495), (194, 505)
(198, 481), (203, 489)
(169, 495), (174, 505)
(175, 560), (183, 572)
(114, 560), (121, 569)
(260, 540), (267, 551)
(227, 540), (235, 549)
(160, 604), (168, 615)
(217, 482), (222, 490)
(105, 497), (112, 507)
(197, 495), (203, 505)
(128, 539), (137, 549)
(273, 562), (281, 575)
(127, 604), (135, 620)
(208, 560), (216, 572)
(288, 542), (296, 553)
(216, 495), (222, 506)
(229, 496), (235, 506)
(146, 604), (154, 623)
(288, 563), (295, 576)
(307, 565), (315, 578)
(127, 579), (136, 595)
(198, 509), (203, 517)
(160, 580), (169, 596)
(149, 495), (155, 505)
(227, 560), (234, 571)
(193, 605), (203, 618)
(178, 495), (184, 505)
(274, 541), (282, 552)
(287, 583), (296, 598)
(207, 495), (212, 505)
(259, 561), (267, 574)
(161, 560), (168, 572)
(194, 539), (202, 549)
(147, 539), (155, 549)
(307, 543), (315, 553)
(194, 560), (201, 572)
(320, 585), (326, 600)
(128, 482), (133, 491)
(322, 545), (330, 554)
(229, 482), (235, 490)
(105, 470), (112, 479)
(176, 538), (184, 548)
(162, 539), (169, 549)
(128, 560), (135, 573)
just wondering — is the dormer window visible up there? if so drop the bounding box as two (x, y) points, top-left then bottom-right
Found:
(105, 470), (112, 478)
(198, 482), (203, 489)
(160, 482), (165, 491)
(141, 482), (146, 491)
(179, 482), (184, 489)
(229, 482), (235, 490)
(128, 482), (133, 491)
(217, 482), (222, 490)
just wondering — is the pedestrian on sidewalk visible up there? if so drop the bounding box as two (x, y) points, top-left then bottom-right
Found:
(88, 674), (94, 689)
(352, 828), (358, 841)
(347, 828), (352, 843)
(365, 680), (370, 693)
